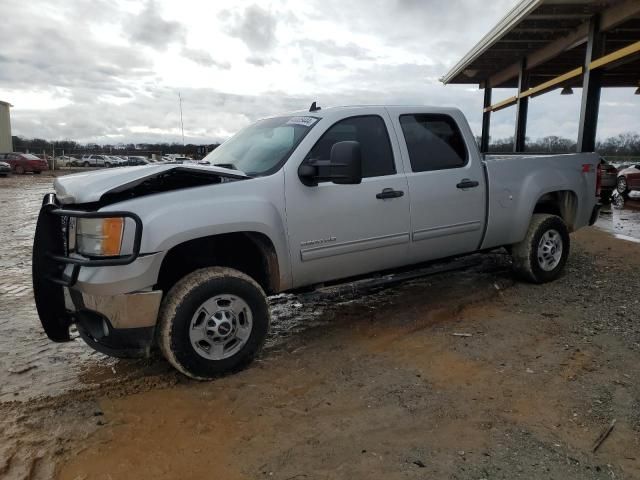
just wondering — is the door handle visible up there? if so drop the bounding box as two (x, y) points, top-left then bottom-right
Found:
(456, 179), (479, 189)
(376, 188), (404, 199)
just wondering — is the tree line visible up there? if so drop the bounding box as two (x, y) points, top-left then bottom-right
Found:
(479, 132), (640, 157)
(11, 132), (640, 158)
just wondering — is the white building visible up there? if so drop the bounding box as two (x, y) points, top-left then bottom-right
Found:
(0, 101), (12, 152)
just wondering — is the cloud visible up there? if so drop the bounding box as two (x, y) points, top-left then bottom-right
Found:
(127, 0), (186, 50)
(182, 48), (231, 69)
(0, 3), (153, 94)
(10, 86), (309, 144)
(295, 39), (375, 60)
(2, 0), (638, 145)
(225, 4), (278, 53)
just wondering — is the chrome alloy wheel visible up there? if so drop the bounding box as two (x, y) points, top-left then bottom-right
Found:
(189, 295), (253, 360)
(537, 229), (563, 271)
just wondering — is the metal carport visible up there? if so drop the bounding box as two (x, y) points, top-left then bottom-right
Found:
(441, 0), (640, 153)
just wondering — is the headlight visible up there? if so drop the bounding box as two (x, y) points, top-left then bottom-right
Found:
(75, 217), (125, 257)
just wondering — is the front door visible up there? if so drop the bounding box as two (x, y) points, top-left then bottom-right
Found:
(284, 111), (411, 288)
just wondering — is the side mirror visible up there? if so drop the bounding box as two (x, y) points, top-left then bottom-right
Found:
(298, 141), (362, 186)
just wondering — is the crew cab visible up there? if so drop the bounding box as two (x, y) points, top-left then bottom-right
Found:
(32, 105), (600, 379)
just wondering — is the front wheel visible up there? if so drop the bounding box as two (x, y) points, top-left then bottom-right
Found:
(15, 165), (25, 174)
(511, 214), (570, 284)
(158, 267), (270, 379)
(83, 161), (90, 167)
(104, 162), (111, 168)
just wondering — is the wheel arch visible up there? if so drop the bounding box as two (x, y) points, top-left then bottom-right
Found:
(156, 231), (281, 296)
(532, 190), (579, 232)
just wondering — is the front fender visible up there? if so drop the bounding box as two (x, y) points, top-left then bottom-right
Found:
(101, 173), (292, 291)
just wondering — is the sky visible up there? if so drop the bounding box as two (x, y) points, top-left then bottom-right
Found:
(1, 0), (638, 145)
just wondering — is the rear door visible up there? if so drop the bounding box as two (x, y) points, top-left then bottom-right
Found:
(388, 108), (486, 263)
(284, 111), (411, 287)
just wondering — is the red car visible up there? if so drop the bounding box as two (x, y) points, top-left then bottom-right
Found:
(0, 153), (48, 174)
(617, 164), (640, 198)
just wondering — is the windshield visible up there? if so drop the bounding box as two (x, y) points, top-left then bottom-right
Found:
(24, 154), (40, 160)
(202, 116), (319, 176)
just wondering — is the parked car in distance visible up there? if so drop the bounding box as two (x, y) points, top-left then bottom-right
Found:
(0, 161), (10, 176)
(599, 159), (617, 204)
(106, 156), (129, 167)
(617, 164), (640, 198)
(80, 155), (107, 167)
(0, 152), (48, 174)
(54, 155), (76, 167)
(127, 156), (151, 166)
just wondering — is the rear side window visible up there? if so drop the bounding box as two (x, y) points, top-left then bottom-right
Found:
(305, 115), (395, 178)
(400, 114), (468, 172)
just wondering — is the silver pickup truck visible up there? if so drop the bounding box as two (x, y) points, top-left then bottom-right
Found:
(32, 105), (601, 379)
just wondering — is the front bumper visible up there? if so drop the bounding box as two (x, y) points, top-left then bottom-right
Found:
(32, 193), (159, 355)
(65, 289), (162, 357)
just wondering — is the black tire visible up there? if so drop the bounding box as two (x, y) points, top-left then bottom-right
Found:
(616, 176), (629, 198)
(33, 170), (42, 174)
(600, 189), (613, 205)
(158, 267), (270, 379)
(15, 165), (25, 174)
(83, 161), (90, 167)
(105, 162), (111, 168)
(511, 214), (570, 284)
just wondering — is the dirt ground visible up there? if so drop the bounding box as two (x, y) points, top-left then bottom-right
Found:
(1, 173), (639, 479)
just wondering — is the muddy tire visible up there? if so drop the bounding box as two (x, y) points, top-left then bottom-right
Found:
(511, 214), (570, 284)
(158, 267), (270, 380)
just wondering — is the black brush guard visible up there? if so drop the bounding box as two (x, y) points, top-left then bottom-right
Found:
(32, 193), (143, 342)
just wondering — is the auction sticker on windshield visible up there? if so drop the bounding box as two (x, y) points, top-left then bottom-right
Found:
(286, 116), (318, 127)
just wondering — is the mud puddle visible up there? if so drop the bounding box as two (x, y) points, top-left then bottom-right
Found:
(596, 192), (640, 241)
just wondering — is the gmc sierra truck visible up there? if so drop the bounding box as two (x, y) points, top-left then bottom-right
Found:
(32, 105), (601, 379)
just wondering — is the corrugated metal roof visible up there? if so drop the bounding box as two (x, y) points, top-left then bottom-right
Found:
(441, 0), (640, 88)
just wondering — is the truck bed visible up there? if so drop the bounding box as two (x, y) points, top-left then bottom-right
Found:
(480, 153), (600, 250)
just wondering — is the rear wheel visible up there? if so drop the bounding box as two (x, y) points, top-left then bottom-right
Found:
(617, 176), (629, 198)
(511, 214), (570, 284)
(158, 267), (270, 379)
(83, 161), (90, 167)
(105, 162), (111, 168)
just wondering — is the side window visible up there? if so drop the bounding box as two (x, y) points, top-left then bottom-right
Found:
(305, 115), (395, 178)
(400, 114), (468, 172)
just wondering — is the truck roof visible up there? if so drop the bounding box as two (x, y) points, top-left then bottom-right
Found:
(282, 105), (464, 118)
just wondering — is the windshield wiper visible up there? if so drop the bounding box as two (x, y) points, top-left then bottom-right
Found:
(215, 163), (238, 170)
(213, 163), (252, 177)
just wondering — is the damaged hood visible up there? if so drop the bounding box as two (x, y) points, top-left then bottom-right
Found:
(53, 164), (248, 204)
